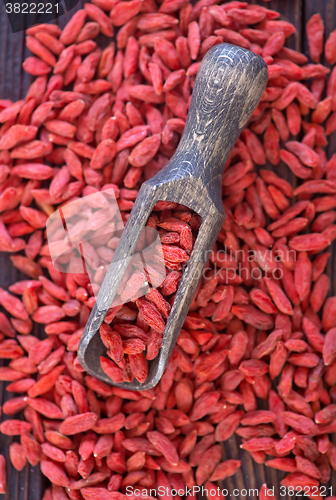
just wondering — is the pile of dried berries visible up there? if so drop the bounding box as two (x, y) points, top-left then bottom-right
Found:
(0, 1), (336, 499)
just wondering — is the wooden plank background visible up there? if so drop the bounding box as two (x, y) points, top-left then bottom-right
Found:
(0, 0), (335, 499)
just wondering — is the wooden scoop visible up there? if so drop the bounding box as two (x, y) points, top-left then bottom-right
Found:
(78, 43), (268, 390)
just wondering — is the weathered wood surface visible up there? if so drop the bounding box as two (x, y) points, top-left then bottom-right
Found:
(0, 0), (335, 499)
(78, 44), (268, 390)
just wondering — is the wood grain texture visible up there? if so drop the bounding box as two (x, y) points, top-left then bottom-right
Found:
(0, 0), (335, 498)
(223, 2), (299, 499)
(220, 2), (336, 500)
(79, 43), (268, 390)
(0, 4), (45, 498)
(0, 5), (80, 500)
(302, 1), (336, 496)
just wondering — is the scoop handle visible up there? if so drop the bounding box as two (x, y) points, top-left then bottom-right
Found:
(169, 43), (268, 183)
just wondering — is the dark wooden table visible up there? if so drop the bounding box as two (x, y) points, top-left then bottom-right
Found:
(0, 0), (335, 499)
